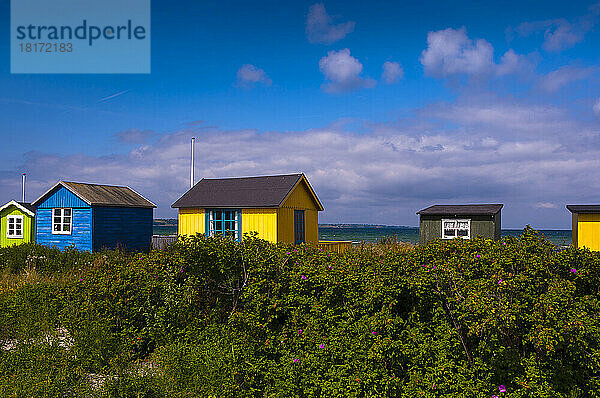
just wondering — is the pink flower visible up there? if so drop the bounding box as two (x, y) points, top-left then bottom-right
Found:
(498, 279), (503, 285)
(319, 343), (325, 349)
(571, 268), (577, 274)
(503, 242), (506, 246)
(301, 275), (307, 280)
(493, 396), (499, 398)
(498, 385), (506, 393)
(476, 254), (480, 258)
(298, 329), (303, 334)
(78, 278), (83, 282)
(292, 358), (299, 363)
(372, 331), (377, 335)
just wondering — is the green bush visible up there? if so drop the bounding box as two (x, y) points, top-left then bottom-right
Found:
(0, 229), (598, 397)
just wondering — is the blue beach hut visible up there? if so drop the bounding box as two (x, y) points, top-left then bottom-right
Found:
(31, 181), (156, 252)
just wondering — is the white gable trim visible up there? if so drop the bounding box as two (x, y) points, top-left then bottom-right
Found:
(0, 200), (35, 217)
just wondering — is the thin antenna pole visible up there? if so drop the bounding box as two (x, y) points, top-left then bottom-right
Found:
(22, 173), (26, 202)
(190, 137), (195, 188)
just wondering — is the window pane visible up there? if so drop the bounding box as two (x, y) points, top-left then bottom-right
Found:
(54, 217), (62, 224)
(457, 221), (468, 229)
(214, 211), (222, 221)
(457, 229), (468, 237)
(215, 221), (222, 232)
(54, 209), (61, 216)
(63, 217), (71, 225)
(54, 224), (61, 231)
(444, 229), (456, 237)
(64, 209), (71, 216)
(63, 224), (70, 232)
(444, 221), (455, 229)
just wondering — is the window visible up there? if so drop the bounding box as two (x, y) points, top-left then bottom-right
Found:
(52, 208), (72, 235)
(208, 210), (239, 240)
(7, 215), (23, 239)
(294, 210), (305, 244)
(442, 219), (470, 240)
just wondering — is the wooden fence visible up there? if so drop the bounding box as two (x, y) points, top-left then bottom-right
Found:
(152, 235), (178, 250)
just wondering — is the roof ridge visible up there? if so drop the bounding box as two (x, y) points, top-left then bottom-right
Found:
(201, 173), (303, 181)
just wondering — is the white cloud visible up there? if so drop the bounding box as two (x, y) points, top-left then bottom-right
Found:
(420, 27), (528, 78)
(319, 49), (376, 93)
(5, 100), (600, 229)
(594, 99), (600, 116)
(512, 2), (600, 52)
(535, 202), (557, 209)
(539, 66), (596, 92)
(236, 64), (272, 88)
(115, 128), (156, 144)
(381, 61), (404, 84)
(306, 3), (355, 44)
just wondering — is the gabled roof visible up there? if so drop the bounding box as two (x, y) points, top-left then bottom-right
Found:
(417, 204), (503, 216)
(32, 181), (156, 208)
(0, 200), (35, 217)
(566, 205), (600, 213)
(171, 173), (323, 210)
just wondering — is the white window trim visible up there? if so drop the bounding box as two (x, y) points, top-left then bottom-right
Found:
(52, 208), (73, 235)
(441, 218), (471, 240)
(6, 215), (24, 239)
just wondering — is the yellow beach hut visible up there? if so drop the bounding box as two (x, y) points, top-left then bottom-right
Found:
(0, 201), (35, 248)
(566, 205), (600, 250)
(171, 173), (323, 244)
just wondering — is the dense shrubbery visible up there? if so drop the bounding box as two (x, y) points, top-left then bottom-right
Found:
(0, 228), (598, 397)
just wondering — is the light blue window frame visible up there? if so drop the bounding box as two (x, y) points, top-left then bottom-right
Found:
(205, 209), (242, 241)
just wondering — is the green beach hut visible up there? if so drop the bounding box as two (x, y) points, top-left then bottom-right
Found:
(0, 200), (35, 247)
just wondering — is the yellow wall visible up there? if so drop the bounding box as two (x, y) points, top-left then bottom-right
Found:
(0, 206), (34, 248)
(576, 213), (600, 250)
(242, 209), (277, 242)
(277, 180), (320, 244)
(178, 208), (205, 236)
(572, 213), (578, 247)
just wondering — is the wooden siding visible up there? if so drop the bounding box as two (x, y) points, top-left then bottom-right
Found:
(92, 207), (153, 252)
(280, 180), (321, 210)
(35, 207), (92, 251)
(317, 240), (352, 253)
(178, 208), (205, 236)
(0, 206), (34, 247)
(572, 213), (578, 247)
(277, 208), (319, 244)
(419, 215), (498, 245)
(241, 209), (277, 242)
(36, 186), (89, 208)
(278, 180), (320, 244)
(576, 213), (600, 250)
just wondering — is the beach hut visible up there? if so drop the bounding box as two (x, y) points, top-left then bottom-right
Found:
(566, 205), (600, 250)
(171, 173), (323, 244)
(0, 201), (35, 248)
(31, 181), (156, 252)
(417, 204), (503, 245)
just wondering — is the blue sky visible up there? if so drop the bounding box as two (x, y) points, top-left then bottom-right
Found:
(2, 0), (600, 228)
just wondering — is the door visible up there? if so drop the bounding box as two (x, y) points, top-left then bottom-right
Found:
(294, 210), (305, 244)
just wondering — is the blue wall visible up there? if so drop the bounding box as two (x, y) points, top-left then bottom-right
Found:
(35, 186), (92, 251)
(36, 207), (93, 251)
(92, 207), (153, 252)
(36, 186), (89, 208)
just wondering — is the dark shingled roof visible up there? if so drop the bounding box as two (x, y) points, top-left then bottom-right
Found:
(172, 174), (322, 209)
(417, 204), (503, 216)
(566, 205), (600, 213)
(32, 181), (156, 208)
(17, 202), (35, 213)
